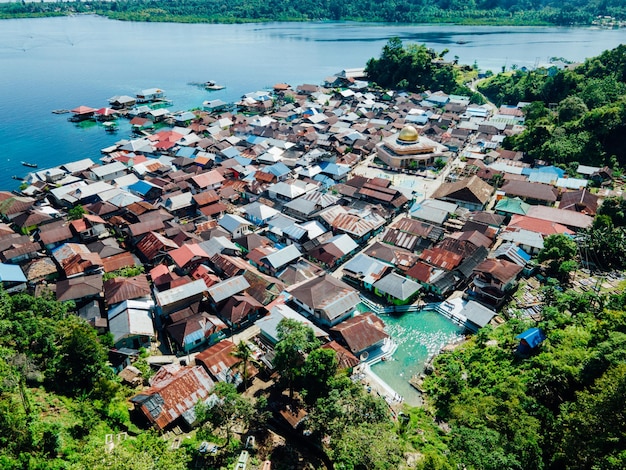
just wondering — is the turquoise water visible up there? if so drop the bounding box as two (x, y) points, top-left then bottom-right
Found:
(372, 311), (464, 406)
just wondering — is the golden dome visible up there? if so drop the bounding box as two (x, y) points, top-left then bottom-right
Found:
(398, 125), (419, 143)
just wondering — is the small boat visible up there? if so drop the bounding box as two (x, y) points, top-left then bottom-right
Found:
(455, 40), (469, 45)
(21, 161), (38, 168)
(205, 80), (225, 91)
(12, 175), (24, 181)
(103, 121), (119, 133)
(52, 109), (70, 114)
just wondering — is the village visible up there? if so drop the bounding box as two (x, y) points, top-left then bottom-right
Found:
(0, 67), (620, 464)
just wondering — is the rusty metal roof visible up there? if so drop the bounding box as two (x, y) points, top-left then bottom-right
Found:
(131, 365), (215, 430)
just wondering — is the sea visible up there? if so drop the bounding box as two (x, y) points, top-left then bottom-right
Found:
(1, 15), (625, 190)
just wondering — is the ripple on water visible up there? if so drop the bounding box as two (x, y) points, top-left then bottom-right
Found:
(371, 311), (465, 406)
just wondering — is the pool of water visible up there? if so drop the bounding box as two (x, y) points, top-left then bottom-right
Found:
(372, 311), (465, 406)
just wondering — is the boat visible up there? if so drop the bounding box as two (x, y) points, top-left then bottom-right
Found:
(103, 121), (119, 133)
(12, 175), (24, 181)
(205, 80), (225, 91)
(51, 109), (70, 114)
(455, 40), (469, 45)
(21, 161), (38, 168)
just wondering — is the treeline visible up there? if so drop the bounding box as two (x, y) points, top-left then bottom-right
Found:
(478, 45), (626, 167)
(365, 37), (485, 104)
(1, 0), (625, 25)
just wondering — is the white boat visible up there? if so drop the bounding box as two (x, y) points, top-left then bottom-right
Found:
(205, 80), (225, 90)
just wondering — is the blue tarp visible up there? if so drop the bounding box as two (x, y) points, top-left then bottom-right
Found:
(516, 327), (546, 350)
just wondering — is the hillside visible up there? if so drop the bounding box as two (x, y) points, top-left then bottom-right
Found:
(1, 0), (625, 25)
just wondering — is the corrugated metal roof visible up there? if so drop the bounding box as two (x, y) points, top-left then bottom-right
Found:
(207, 275), (250, 303)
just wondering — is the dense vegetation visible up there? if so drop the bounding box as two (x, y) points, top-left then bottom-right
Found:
(365, 38), (484, 103)
(478, 45), (626, 167)
(421, 281), (626, 470)
(1, 0), (626, 25)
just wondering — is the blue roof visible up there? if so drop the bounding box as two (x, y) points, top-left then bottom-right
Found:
(264, 162), (291, 177)
(129, 180), (156, 196)
(0, 263), (27, 283)
(516, 246), (531, 263)
(516, 327), (546, 349)
(246, 135), (267, 145)
(234, 155), (252, 166)
(221, 147), (241, 159)
(313, 174), (336, 188)
(176, 147), (196, 158)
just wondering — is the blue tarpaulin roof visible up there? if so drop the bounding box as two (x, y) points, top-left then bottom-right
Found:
(516, 327), (546, 349)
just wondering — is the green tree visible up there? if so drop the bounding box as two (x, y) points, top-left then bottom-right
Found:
(301, 347), (338, 405)
(67, 205), (86, 221)
(53, 316), (112, 397)
(196, 382), (253, 445)
(230, 340), (258, 391)
(537, 234), (578, 282)
(273, 319), (320, 398)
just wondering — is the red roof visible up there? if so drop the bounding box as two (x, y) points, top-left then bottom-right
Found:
(131, 365), (215, 430)
(71, 105), (97, 115)
(507, 215), (574, 236)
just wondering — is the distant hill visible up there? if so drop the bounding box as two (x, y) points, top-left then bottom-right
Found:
(1, 0), (625, 26)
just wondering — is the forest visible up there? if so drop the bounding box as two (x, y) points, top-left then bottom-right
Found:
(1, 0), (626, 25)
(477, 45), (626, 167)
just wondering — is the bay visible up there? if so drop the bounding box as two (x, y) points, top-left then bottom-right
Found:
(0, 15), (624, 191)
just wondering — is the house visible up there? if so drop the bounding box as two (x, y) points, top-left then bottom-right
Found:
(56, 273), (103, 303)
(0, 263), (27, 293)
(131, 364), (216, 430)
(218, 214), (252, 238)
(168, 243), (211, 273)
(135, 231), (179, 264)
(155, 278), (208, 316)
(195, 340), (258, 386)
(288, 274), (360, 327)
(458, 300), (496, 332)
(409, 199), (458, 226)
(559, 188), (599, 216)
(372, 272), (422, 306)
(469, 258), (523, 307)
(219, 294), (264, 330)
(525, 205), (593, 231)
(330, 312), (389, 360)
(69, 214), (109, 243)
(191, 170), (225, 191)
(430, 175), (494, 211)
(167, 311), (227, 353)
(500, 180), (558, 206)
(88, 162), (127, 182)
(255, 303), (329, 346)
(241, 201), (279, 226)
(107, 299), (156, 349)
(307, 234), (358, 269)
(104, 274), (152, 306)
(341, 253), (392, 290)
(258, 244), (301, 276)
(364, 242), (419, 271)
(207, 275), (250, 306)
(52, 243), (104, 278)
(516, 327), (546, 355)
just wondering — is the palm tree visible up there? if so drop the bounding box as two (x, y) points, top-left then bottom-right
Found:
(231, 340), (256, 391)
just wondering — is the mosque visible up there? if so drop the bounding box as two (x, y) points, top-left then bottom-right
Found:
(375, 124), (448, 169)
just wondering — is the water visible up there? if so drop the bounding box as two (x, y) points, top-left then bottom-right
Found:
(1, 16), (625, 189)
(372, 311), (464, 406)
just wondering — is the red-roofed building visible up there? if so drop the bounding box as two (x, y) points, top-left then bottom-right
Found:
(131, 364), (216, 430)
(507, 215), (574, 236)
(195, 340), (258, 386)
